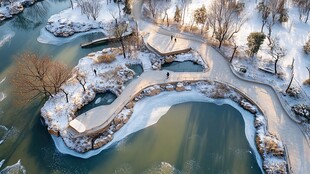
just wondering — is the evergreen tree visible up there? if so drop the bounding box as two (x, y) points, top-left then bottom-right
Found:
(247, 32), (266, 57)
(194, 5), (207, 34)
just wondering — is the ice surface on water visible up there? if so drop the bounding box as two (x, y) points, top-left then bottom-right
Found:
(0, 92), (6, 103)
(112, 163), (134, 174)
(0, 125), (8, 145)
(0, 159), (5, 168)
(94, 97), (101, 105)
(142, 162), (180, 174)
(0, 160), (26, 174)
(0, 77), (5, 85)
(0, 77), (6, 103)
(0, 30), (15, 47)
(37, 28), (105, 46)
(0, 126), (19, 145)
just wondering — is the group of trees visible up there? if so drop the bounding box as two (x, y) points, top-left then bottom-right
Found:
(257, 0), (288, 45)
(75, 0), (102, 20)
(68, 0), (132, 21)
(12, 53), (71, 104)
(145, 0), (246, 49)
(293, 0), (310, 23)
(207, 0), (246, 48)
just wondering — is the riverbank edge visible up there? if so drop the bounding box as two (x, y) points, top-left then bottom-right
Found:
(52, 80), (289, 173)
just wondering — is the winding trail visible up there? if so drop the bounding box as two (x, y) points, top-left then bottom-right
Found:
(69, 0), (310, 173)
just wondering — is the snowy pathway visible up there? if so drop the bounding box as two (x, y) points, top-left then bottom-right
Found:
(69, 0), (310, 173)
(70, 71), (208, 135)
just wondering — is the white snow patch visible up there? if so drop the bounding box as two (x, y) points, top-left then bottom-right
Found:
(0, 92), (6, 103)
(0, 30), (15, 47)
(94, 97), (101, 105)
(0, 159), (26, 174)
(0, 159), (5, 168)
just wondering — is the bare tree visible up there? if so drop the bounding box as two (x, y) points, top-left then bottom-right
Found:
(180, 0), (191, 25)
(75, 72), (87, 92)
(70, 0), (74, 9)
(76, 0), (102, 20)
(47, 61), (71, 94)
(109, 14), (128, 58)
(207, 0), (246, 48)
(286, 59), (294, 93)
(162, 7), (169, 26)
(257, 1), (270, 32)
(146, 0), (159, 19)
(266, 19), (275, 45)
(124, 26), (142, 58)
(230, 38), (238, 63)
(12, 52), (71, 104)
(269, 37), (287, 74)
(174, 5), (182, 23)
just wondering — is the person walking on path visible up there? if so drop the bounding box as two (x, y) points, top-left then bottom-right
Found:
(174, 37), (177, 42)
(171, 35), (173, 41)
(93, 69), (97, 76)
(166, 72), (170, 79)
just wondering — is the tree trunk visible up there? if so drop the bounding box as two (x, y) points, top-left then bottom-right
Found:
(70, 0), (73, 9)
(118, 2), (121, 18)
(201, 23), (205, 35)
(261, 20), (265, 33)
(218, 37), (224, 49)
(166, 12), (169, 26)
(274, 58), (279, 74)
(61, 89), (69, 103)
(230, 46), (238, 63)
(286, 73), (294, 93)
(306, 9), (310, 23)
(120, 37), (126, 58)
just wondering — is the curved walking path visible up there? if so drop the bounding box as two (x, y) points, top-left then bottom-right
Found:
(69, 0), (310, 173)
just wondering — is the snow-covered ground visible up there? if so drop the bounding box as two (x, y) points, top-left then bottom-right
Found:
(145, 0), (309, 101)
(0, 0), (37, 22)
(37, 27), (104, 46)
(231, 0), (310, 96)
(41, 48), (145, 132)
(42, 1), (124, 38)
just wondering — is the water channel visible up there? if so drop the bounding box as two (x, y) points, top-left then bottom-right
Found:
(0, 0), (262, 173)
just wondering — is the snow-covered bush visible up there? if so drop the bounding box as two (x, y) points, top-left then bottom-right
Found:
(286, 87), (300, 98)
(96, 53), (116, 64)
(304, 79), (310, 85)
(292, 104), (310, 121)
(304, 37), (310, 54)
(278, 8), (289, 23)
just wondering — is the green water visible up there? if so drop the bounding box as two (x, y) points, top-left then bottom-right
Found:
(0, 1), (261, 173)
(162, 61), (204, 72)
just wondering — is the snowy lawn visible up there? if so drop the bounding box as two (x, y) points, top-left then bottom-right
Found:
(44, 1), (124, 37)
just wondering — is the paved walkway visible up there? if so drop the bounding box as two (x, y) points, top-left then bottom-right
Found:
(69, 0), (310, 173)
